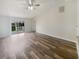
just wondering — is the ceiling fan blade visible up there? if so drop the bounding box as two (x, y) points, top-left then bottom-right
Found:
(29, 0), (32, 5)
(35, 4), (40, 6)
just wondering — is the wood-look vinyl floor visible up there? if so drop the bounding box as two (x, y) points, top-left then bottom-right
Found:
(0, 33), (78, 59)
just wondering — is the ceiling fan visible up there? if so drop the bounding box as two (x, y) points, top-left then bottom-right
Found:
(26, 0), (40, 10)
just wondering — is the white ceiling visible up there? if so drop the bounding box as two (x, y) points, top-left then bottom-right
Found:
(0, 0), (64, 18)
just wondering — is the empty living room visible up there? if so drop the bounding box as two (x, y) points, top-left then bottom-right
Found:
(0, 0), (79, 59)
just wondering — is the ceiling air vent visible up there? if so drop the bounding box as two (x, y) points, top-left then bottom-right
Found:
(59, 6), (64, 13)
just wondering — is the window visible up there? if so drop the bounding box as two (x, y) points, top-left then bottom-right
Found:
(11, 22), (24, 32)
(12, 23), (16, 31)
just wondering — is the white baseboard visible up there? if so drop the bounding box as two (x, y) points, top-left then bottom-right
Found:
(48, 34), (76, 43)
(37, 32), (76, 43)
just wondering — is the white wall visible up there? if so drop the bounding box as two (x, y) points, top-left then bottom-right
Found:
(0, 16), (11, 38)
(64, 0), (76, 42)
(31, 18), (36, 32)
(77, 0), (79, 36)
(0, 16), (35, 38)
(0, 0), (29, 18)
(77, 0), (79, 58)
(35, 0), (76, 42)
(35, 0), (65, 39)
(24, 19), (32, 32)
(25, 18), (36, 32)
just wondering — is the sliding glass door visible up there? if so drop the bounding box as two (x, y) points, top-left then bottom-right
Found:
(11, 22), (25, 33)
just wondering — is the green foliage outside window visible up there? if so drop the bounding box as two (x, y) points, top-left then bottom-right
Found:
(11, 22), (24, 32)
(12, 23), (16, 31)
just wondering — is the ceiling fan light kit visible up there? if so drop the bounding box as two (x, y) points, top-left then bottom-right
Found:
(28, 6), (34, 10)
(26, 0), (40, 10)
